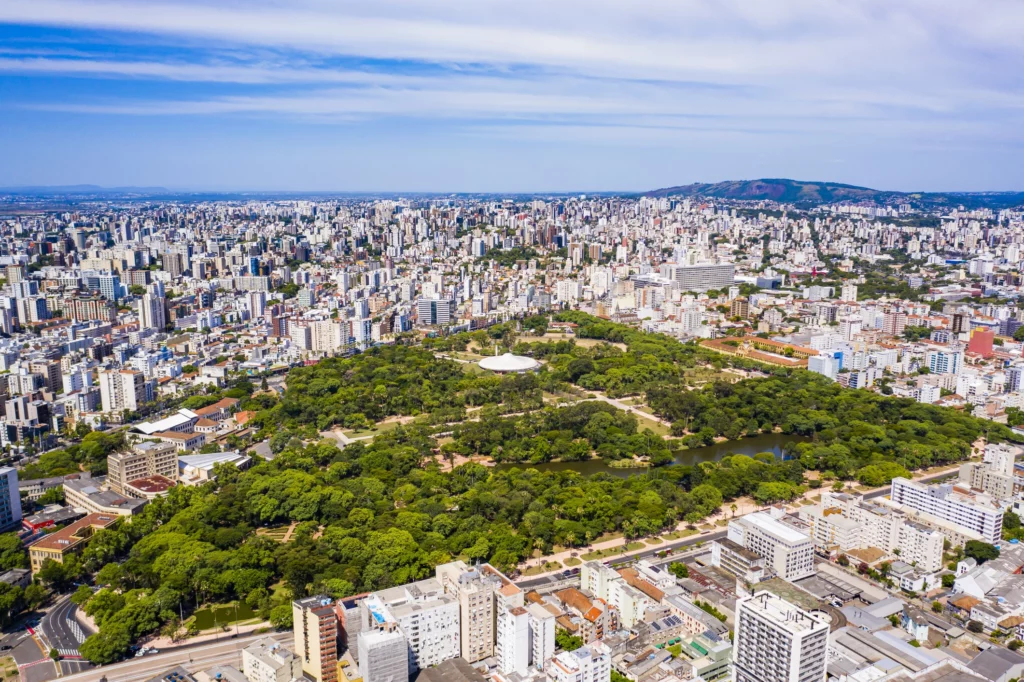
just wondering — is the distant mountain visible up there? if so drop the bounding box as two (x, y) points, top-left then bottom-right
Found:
(0, 185), (169, 195)
(644, 178), (1024, 210)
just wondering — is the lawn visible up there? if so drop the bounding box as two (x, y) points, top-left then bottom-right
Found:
(343, 419), (405, 439)
(522, 561), (563, 576)
(192, 602), (257, 630)
(661, 529), (697, 541)
(635, 414), (673, 438)
(645, 537), (663, 545)
(563, 557), (581, 567)
(624, 542), (645, 551)
(582, 547), (624, 561)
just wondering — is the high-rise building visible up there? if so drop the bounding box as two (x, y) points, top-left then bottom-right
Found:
(29, 359), (62, 394)
(926, 349), (963, 375)
(840, 283), (858, 302)
(436, 561), (522, 663)
(358, 630), (408, 682)
(293, 596), (339, 682)
(726, 512), (814, 581)
(497, 606), (530, 676)
(527, 603), (556, 670)
(139, 293), (167, 331)
(671, 263), (735, 293)
(882, 311), (907, 337)
(416, 298), (455, 326)
(242, 637), (303, 682)
(361, 578), (460, 672)
(0, 468), (23, 532)
(98, 369), (146, 413)
(890, 478), (1003, 546)
(733, 591), (828, 682)
(730, 297), (749, 319)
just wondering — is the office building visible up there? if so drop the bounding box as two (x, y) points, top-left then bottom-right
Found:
(733, 591), (828, 682)
(108, 441), (178, 495)
(890, 477), (1003, 546)
(416, 298), (455, 326)
(242, 637), (302, 682)
(727, 512), (815, 581)
(0, 468), (22, 532)
(28, 513), (119, 573)
(293, 596), (339, 682)
(671, 263), (735, 293)
(358, 630), (408, 682)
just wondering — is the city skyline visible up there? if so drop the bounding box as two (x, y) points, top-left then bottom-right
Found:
(1, 0), (1023, 192)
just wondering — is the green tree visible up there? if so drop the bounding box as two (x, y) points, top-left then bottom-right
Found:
(668, 562), (689, 579)
(556, 629), (583, 652)
(964, 541), (1000, 564)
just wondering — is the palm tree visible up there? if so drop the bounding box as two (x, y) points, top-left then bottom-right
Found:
(730, 504), (738, 518)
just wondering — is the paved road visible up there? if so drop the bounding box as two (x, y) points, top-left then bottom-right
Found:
(40, 596), (94, 659)
(59, 631), (292, 682)
(515, 530), (727, 590)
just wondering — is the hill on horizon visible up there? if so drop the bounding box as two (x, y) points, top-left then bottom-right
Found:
(644, 178), (1024, 210)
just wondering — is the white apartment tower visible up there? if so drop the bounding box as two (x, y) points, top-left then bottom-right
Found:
(358, 630), (408, 682)
(497, 606), (530, 676)
(890, 477), (1003, 546)
(527, 602), (556, 670)
(727, 512), (815, 581)
(733, 591), (829, 682)
(436, 561), (522, 664)
(98, 369), (146, 413)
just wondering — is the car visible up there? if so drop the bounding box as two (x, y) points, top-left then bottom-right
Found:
(150, 649), (159, 654)
(0, 645), (12, 651)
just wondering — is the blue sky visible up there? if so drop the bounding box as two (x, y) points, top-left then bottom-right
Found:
(1, 1), (1022, 192)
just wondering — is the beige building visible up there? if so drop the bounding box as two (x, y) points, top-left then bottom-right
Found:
(108, 441), (178, 494)
(153, 430), (206, 452)
(28, 513), (119, 573)
(98, 369), (146, 413)
(436, 561), (522, 663)
(293, 595), (339, 682)
(242, 637), (302, 682)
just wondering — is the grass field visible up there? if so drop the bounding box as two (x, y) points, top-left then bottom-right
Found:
(192, 602), (257, 630)
(645, 537), (663, 545)
(635, 414), (672, 437)
(522, 561), (563, 576)
(563, 557), (581, 567)
(343, 419), (405, 439)
(661, 529), (698, 541)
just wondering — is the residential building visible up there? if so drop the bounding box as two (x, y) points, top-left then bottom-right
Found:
(436, 561), (522, 664)
(889, 478), (1003, 546)
(98, 369), (146, 413)
(293, 596), (339, 682)
(242, 637), (302, 682)
(672, 263), (735, 293)
(551, 642), (610, 682)
(357, 629), (408, 682)
(0, 468), (21, 532)
(497, 606), (530, 676)
(727, 512), (815, 581)
(362, 578), (460, 672)
(733, 591), (829, 682)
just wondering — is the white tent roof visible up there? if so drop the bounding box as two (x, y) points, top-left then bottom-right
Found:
(477, 353), (540, 372)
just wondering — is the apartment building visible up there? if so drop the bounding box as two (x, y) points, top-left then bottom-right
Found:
(527, 602), (556, 670)
(436, 561), (522, 663)
(0, 468), (22, 532)
(98, 369), (146, 413)
(497, 606), (530, 676)
(889, 478), (1003, 546)
(733, 591), (829, 682)
(107, 441), (178, 495)
(358, 629), (408, 682)
(727, 512), (815, 581)
(959, 443), (1018, 501)
(362, 578), (460, 672)
(292, 596), (339, 682)
(671, 263), (735, 293)
(800, 491), (944, 572)
(551, 642), (611, 682)
(242, 637), (302, 682)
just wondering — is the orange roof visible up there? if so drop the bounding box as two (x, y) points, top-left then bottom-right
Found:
(950, 595), (981, 610)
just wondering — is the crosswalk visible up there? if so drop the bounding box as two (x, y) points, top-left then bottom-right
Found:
(67, 618), (86, 643)
(57, 647), (81, 657)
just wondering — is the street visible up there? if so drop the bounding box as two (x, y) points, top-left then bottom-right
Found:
(58, 631), (292, 682)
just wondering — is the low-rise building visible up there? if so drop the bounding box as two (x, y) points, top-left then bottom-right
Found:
(28, 512), (119, 573)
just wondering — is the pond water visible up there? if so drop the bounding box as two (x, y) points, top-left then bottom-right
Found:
(492, 432), (811, 478)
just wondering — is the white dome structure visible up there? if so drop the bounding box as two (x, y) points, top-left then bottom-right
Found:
(477, 352), (540, 373)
